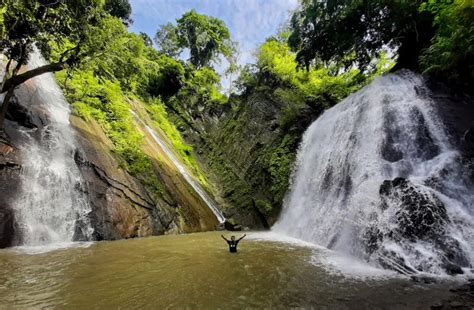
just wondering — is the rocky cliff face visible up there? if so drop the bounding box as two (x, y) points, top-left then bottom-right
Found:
(0, 77), (219, 248)
(71, 117), (175, 240)
(174, 88), (322, 228)
(0, 132), (21, 247)
(172, 74), (474, 234)
(71, 112), (220, 240)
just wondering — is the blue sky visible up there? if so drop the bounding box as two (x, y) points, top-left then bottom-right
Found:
(129, 0), (299, 88)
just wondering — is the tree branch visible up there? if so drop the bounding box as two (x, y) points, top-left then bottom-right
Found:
(0, 61), (68, 93)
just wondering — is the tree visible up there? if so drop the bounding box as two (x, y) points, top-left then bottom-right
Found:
(144, 56), (185, 98)
(155, 10), (236, 68)
(139, 32), (153, 47)
(154, 22), (181, 57)
(288, 0), (435, 71)
(419, 0), (474, 90)
(104, 0), (133, 26)
(0, 0), (109, 128)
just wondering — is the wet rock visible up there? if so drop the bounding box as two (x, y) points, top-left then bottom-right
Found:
(379, 177), (448, 240)
(381, 110), (404, 162)
(224, 218), (241, 231)
(0, 206), (16, 248)
(363, 177), (470, 275)
(71, 117), (169, 240)
(5, 97), (38, 129)
(430, 301), (443, 309)
(449, 301), (464, 308)
(444, 262), (464, 276)
(0, 131), (22, 248)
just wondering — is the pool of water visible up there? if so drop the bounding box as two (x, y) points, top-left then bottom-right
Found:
(0, 232), (462, 309)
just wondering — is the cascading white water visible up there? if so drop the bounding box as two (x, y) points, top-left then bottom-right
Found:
(131, 111), (225, 223)
(11, 49), (92, 246)
(273, 71), (474, 275)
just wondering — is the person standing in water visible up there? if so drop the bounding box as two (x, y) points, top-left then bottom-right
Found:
(221, 234), (246, 253)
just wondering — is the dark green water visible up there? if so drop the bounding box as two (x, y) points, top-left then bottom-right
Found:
(0, 232), (458, 309)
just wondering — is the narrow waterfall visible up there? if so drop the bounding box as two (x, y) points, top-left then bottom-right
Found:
(131, 111), (226, 223)
(11, 49), (92, 246)
(273, 71), (474, 275)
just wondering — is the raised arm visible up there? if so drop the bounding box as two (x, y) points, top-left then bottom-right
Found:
(221, 235), (229, 242)
(238, 234), (247, 241)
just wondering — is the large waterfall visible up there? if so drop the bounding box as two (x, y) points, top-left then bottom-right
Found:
(11, 50), (92, 246)
(273, 71), (474, 275)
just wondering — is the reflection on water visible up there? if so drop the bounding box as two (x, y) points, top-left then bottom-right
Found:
(0, 232), (456, 309)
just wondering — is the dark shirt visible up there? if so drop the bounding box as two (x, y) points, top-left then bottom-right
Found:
(227, 240), (240, 253)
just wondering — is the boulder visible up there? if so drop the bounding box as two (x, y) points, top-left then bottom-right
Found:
(0, 131), (22, 248)
(379, 177), (448, 240)
(0, 206), (16, 248)
(224, 218), (242, 231)
(363, 177), (469, 275)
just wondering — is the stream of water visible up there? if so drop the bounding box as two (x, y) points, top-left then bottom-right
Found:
(131, 110), (226, 223)
(9, 49), (92, 246)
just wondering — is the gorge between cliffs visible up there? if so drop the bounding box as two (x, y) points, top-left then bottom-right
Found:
(1, 0), (474, 308)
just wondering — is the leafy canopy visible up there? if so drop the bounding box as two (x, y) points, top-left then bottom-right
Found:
(419, 0), (474, 89)
(288, 0), (474, 90)
(0, 0), (105, 67)
(288, 0), (434, 71)
(104, 0), (133, 25)
(155, 10), (236, 68)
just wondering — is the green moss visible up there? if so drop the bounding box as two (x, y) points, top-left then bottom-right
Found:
(56, 70), (163, 201)
(268, 134), (296, 203)
(146, 98), (209, 187)
(255, 199), (272, 216)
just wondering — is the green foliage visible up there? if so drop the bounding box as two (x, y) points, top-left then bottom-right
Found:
(154, 22), (181, 57)
(167, 66), (227, 122)
(139, 32), (153, 47)
(419, 0), (474, 89)
(268, 134), (297, 203)
(288, 0), (473, 89)
(144, 55), (185, 98)
(147, 98), (208, 185)
(254, 39), (376, 109)
(155, 10), (236, 68)
(182, 66), (227, 106)
(0, 5), (5, 40)
(72, 16), (149, 92)
(288, 0), (433, 71)
(56, 69), (163, 200)
(0, 0), (106, 67)
(104, 0), (133, 26)
(255, 200), (273, 216)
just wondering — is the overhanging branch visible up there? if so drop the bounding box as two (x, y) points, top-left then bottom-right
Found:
(0, 61), (68, 93)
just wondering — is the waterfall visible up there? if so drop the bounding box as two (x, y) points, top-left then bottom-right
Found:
(11, 49), (92, 246)
(131, 111), (226, 223)
(273, 71), (474, 275)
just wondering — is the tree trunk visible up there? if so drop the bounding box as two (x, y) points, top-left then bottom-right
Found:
(0, 61), (67, 94)
(0, 87), (16, 129)
(0, 60), (68, 129)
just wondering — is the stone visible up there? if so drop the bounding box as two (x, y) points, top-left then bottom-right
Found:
(367, 177), (470, 275)
(0, 206), (16, 248)
(0, 131), (22, 248)
(444, 262), (464, 276)
(224, 218), (241, 231)
(379, 177), (448, 241)
(449, 301), (464, 308)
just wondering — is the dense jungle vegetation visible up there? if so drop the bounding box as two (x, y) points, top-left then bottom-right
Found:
(0, 0), (472, 218)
